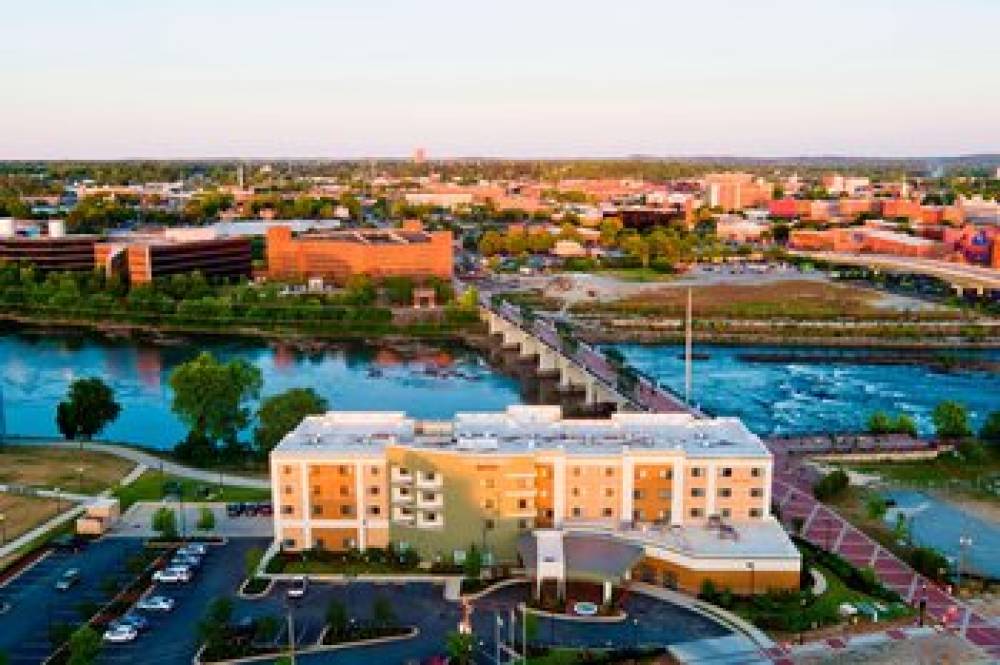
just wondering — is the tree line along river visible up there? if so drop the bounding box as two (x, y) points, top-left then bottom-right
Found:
(1, 328), (997, 450)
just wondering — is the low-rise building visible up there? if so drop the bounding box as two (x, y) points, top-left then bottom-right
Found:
(270, 405), (800, 595)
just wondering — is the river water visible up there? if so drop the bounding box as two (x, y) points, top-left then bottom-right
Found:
(2, 329), (998, 449)
(610, 344), (1000, 437)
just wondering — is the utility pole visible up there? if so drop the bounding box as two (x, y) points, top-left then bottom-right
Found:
(286, 601), (297, 665)
(684, 287), (693, 405)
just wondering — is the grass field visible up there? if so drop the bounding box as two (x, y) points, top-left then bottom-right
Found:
(0, 494), (62, 543)
(0, 446), (134, 495)
(575, 280), (960, 320)
(112, 471), (270, 510)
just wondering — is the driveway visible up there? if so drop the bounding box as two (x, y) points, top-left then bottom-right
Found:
(111, 502), (273, 539)
(0, 538), (145, 664)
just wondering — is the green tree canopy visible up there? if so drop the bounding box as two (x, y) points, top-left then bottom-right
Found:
(56, 377), (121, 441)
(979, 411), (1000, 444)
(169, 352), (263, 445)
(445, 631), (475, 665)
(67, 625), (101, 665)
(253, 388), (328, 455)
(931, 401), (971, 440)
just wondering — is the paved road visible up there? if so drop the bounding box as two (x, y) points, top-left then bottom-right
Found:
(5, 439), (269, 490)
(789, 250), (1000, 290)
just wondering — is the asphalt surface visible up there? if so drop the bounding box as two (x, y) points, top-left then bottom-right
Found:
(0, 538), (145, 664)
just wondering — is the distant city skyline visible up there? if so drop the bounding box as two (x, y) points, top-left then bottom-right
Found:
(2, 0), (999, 159)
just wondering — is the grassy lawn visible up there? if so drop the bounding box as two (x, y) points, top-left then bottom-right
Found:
(112, 471), (270, 510)
(575, 280), (961, 321)
(595, 268), (677, 283)
(847, 447), (1000, 499)
(0, 445), (134, 495)
(0, 494), (62, 542)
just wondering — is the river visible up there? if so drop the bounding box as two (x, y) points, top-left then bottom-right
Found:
(611, 344), (1000, 436)
(2, 329), (998, 450)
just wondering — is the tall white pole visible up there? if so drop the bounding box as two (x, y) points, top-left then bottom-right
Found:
(685, 287), (693, 405)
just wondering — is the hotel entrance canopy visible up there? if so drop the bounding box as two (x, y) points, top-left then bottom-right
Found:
(518, 531), (644, 584)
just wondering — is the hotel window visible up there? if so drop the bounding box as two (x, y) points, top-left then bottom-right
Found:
(517, 499), (528, 510)
(750, 488), (764, 498)
(604, 488), (614, 498)
(343, 538), (356, 549)
(516, 478), (528, 489)
(340, 505), (353, 517)
(284, 485), (294, 495)
(749, 508), (763, 518)
(658, 468), (672, 480)
(657, 510), (670, 522)
(315, 538), (325, 550)
(281, 505), (294, 515)
(633, 489), (644, 500)
(691, 488), (705, 498)
(312, 505), (323, 516)
(484, 478), (495, 489)
(633, 509), (644, 521)
(339, 465), (349, 476)
(398, 467), (410, 477)
(282, 538), (296, 548)
(657, 489), (671, 500)
(690, 508), (704, 518)
(604, 467), (614, 477)
(283, 466), (292, 475)
(484, 519), (495, 530)
(691, 467), (704, 478)
(571, 487), (581, 497)
(572, 506), (582, 518)
(720, 467), (733, 478)
(517, 519), (530, 530)
(718, 488), (732, 498)
(424, 512), (437, 522)
(602, 507), (613, 518)
(539, 467), (549, 478)
(484, 499), (495, 510)
(368, 505), (381, 516)
(423, 491), (437, 502)
(751, 467), (763, 478)
(720, 508), (731, 518)
(370, 466), (380, 475)
(539, 490), (548, 498)
(572, 467), (581, 477)
(369, 486), (380, 496)
(339, 485), (350, 497)
(422, 471), (437, 482)
(545, 509), (554, 519)
(637, 469), (647, 479)
(399, 486), (410, 497)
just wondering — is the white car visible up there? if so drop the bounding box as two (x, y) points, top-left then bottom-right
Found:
(103, 624), (138, 643)
(136, 595), (175, 612)
(153, 566), (192, 583)
(178, 544), (207, 556)
(286, 576), (308, 599)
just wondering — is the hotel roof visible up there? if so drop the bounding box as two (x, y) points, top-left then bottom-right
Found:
(273, 405), (770, 459)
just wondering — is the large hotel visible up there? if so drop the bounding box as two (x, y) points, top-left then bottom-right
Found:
(270, 405), (800, 595)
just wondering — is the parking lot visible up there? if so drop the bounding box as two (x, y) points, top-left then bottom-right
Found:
(0, 538), (145, 664)
(112, 502), (272, 539)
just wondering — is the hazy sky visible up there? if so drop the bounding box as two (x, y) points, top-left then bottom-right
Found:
(2, 0), (999, 159)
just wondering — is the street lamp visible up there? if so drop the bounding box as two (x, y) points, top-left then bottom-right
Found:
(53, 487), (61, 515)
(495, 614), (503, 665)
(957, 534), (973, 590)
(76, 466), (85, 495)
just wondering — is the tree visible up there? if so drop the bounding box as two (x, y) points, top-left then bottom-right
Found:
(867, 411), (892, 435)
(169, 352), (263, 446)
(326, 599), (348, 638)
(67, 625), (101, 665)
(813, 469), (849, 501)
(244, 546), (264, 579)
(253, 388), (328, 456)
(932, 401), (971, 440)
(893, 413), (918, 437)
(979, 411), (1000, 444)
(152, 506), (178, 540)
(865, 495), (888, 520)
(55, 377), (121, 441)
(462, 543), (483, 580)
(197, 506), (216, 531)
(371, 595), (396, 629)
(445, 631), (475, 665)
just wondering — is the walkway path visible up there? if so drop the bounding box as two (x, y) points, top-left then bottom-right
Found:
(767, 450), (1000, 660)
(5, 439), (269, 489)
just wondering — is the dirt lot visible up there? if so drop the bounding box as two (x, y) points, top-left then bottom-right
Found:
(0, 493), (61, 543)
(0, 445), (134, 495)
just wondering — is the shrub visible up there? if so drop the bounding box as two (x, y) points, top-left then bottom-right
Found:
(932, 401), (971, 440)
(813, 469), (849, 501)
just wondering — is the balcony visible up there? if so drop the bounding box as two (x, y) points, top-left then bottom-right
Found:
(416, 510), (444, 530)
(415, 471), (443, 490)
(391, 467), (413, 484)
(416, 491), (444, 510)
(392, 506), (415, 524)
(391, 486), (414, 504)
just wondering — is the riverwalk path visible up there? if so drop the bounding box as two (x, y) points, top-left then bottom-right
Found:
(3, 438), (270, 490)
(766, 438), (1000, 661)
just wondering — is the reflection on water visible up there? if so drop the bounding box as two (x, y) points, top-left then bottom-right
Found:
(0, 330), (522, 450)
(611, 344), (1000, 436)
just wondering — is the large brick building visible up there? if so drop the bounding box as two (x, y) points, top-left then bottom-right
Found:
(270, 406), (800, 596)
(265, 221), (453, 283)
(704, 173), (772, 211)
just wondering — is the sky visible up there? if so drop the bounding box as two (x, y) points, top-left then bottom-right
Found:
(1, 0), (999, 159)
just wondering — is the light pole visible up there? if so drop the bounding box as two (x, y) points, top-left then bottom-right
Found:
(53, 487), (61, 515)
(286, 597), (297, 665)
(957, 534), (973, 591)
(495, 613), (503, 665)
(76, 466), (85, 495)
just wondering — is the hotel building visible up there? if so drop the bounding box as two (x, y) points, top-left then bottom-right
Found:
(270, 406), (800, 596)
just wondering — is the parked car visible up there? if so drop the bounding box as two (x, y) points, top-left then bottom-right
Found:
(103, 624), (138, 643)
(178, 543), (207, 556)
(55, 568), (81, 591)
(226, 503), (242, 518)
(153, 566), (192, 583)
(242, 502), (259, 517)
(171, 555), (201, 569)
(287, 576), (308, 599)
(135, 595), (175, 612)
(110, 613), (150, 633)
